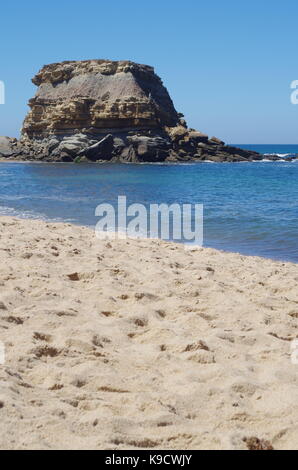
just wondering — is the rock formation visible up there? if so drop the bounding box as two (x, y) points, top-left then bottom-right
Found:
(0, 137), (19, 158)
(0, 60), (289, 162)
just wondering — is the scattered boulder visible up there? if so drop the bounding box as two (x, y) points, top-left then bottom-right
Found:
(188, 131), (209, 143)
(166, 126), (188, 142)
(127, 135), (171, 162)
(46, 138), (60, 154)
(78, 134), (114, 161)
(113, 137), (126, 155)
(0, 137), (18, 157)
(120, 145), (138, 163)
(209, 136), (225, 145)
(58, 142), (82, 157)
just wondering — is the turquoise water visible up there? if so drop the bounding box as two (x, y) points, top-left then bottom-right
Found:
(0, 159), (297, 262)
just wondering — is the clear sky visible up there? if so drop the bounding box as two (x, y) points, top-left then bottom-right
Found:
(0, 0), (297, 143)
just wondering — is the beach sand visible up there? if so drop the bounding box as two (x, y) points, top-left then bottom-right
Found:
(0, 216), (298, 450)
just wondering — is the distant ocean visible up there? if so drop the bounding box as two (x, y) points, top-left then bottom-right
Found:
(235, 144), (298, 158)
(0, 150), (297, 263)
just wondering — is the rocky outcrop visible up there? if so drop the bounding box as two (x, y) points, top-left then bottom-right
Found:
(0, 59), (292, 163)
(0, 137), (19, 158)
(22, 60), (179, 139)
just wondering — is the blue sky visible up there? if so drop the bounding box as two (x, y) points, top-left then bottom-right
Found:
(0, 0), (297, 143)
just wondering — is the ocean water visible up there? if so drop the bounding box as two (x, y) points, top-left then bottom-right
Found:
(0, 158), (297, 263)
(236, 144), (298, 158)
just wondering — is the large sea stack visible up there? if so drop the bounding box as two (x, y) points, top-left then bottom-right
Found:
(1, 60), (276, 162)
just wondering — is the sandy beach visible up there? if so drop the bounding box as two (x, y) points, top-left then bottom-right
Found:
(0, 216), (298, 450)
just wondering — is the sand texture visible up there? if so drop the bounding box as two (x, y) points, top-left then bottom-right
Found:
(0, 217), (298, 450)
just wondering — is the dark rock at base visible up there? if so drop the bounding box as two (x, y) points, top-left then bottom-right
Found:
(127, 135), (171, 162)
(60, 153), (74, 162)
(2, 130), (288, 163)
(78, 134), (114, 161)
(120, 145), (138, 163)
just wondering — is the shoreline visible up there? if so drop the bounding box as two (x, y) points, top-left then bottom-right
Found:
(0, 214), (296, 265)
(1, 157), (297, 164)
(1, 216), (298, 449)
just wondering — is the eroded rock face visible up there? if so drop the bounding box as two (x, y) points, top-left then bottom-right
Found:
(22, 60), (179, 139)
(1, 59), (287, 163)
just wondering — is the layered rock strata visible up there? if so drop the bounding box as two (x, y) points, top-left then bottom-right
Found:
(0, 60), (291, 162)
